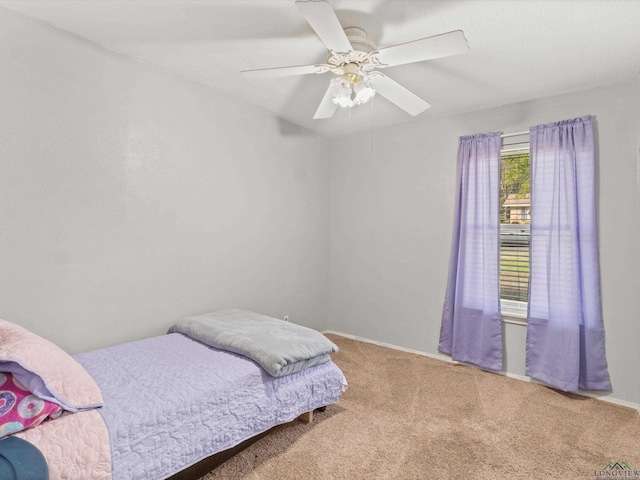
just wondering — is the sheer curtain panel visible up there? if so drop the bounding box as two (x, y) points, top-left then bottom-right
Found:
(526, 116), (611, 392)
(440, 132), (503, 372)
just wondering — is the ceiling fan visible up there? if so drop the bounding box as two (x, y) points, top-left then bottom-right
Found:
(242, 0), (470, 120)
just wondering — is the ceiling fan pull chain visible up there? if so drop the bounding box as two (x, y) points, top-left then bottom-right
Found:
(370, 95), (374, 151)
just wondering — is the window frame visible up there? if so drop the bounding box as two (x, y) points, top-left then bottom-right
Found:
(499, 134), (530, 323)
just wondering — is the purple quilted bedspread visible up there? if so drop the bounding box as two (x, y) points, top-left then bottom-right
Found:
(75, 333), (345, 480)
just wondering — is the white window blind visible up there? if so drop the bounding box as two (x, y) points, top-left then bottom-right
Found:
(500, 132), (530, 319)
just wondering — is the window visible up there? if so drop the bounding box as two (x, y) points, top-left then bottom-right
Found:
(500, 134), (530, 319)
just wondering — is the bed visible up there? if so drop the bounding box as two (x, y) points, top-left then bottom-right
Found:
(0, 310), (346, 480)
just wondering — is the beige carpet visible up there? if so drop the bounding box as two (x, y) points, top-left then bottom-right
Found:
(201, 334), (640, 479)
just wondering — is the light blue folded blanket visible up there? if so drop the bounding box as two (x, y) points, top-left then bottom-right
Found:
(168, 309), (339, 377)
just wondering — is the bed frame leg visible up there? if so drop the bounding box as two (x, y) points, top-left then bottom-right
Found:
(298, 411), (313, 424)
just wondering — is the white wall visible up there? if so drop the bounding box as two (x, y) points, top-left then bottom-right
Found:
(0, 8), (331, 354)
(328, 81), (640, 406)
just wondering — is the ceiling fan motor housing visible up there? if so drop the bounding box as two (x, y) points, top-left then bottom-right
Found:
(344, 27), (377, 53)
(325, 28), (382, 76)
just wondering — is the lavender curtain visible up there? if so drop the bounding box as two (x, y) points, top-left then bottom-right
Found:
(526, 116), (611, 392)
(440, 132), (502, 371)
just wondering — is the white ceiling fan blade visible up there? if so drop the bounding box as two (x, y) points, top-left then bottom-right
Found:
(295, 0), (352, 53)
(376, 30), (469, 67)
(242, 64), (326, 78)
(313, 85), (338, 119)
(370, 74), (431, 116)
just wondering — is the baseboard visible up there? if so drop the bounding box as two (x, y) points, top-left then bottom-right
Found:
(323, 329), (640, 414)
(500, 371), (640, 412)
(324, 329), (453, 363)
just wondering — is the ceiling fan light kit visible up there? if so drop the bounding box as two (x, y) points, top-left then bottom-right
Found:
(330, 62), (376, 109)
(241, 0), (470, 120)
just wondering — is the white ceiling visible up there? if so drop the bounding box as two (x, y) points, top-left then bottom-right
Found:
(2, 0), (640, 138)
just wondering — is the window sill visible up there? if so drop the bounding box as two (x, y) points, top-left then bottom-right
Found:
(500, 299), (527, 325)
(502, 316), (527, 326)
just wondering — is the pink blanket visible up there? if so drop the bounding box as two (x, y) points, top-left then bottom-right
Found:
(16, 409), (111, 480)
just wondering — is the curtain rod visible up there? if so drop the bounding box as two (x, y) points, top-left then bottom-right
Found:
(501, 131), (529, 138)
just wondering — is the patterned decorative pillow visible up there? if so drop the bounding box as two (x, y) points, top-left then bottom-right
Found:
(0, 372), (62, 438)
